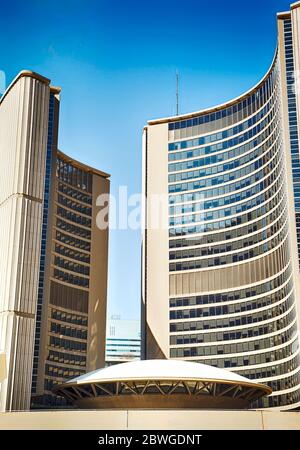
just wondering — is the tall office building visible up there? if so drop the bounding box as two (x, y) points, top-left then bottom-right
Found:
(106, 316), (141, 365)
(142, 2), (300, 409)
(0, 71), (110, 411)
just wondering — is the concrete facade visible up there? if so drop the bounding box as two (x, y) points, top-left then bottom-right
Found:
(0, 72), (54, 412)
(31, 150), (110, 409)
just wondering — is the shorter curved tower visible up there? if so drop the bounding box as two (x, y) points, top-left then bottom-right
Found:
(31, 150), (110, 408)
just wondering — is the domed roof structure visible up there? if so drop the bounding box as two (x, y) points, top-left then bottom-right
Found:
(53, 359), (271, 409)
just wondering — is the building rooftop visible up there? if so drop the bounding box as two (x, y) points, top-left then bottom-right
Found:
(0, 70), (61, 107)
(63, 359), (257, 385)
(57, 149), (110, 179)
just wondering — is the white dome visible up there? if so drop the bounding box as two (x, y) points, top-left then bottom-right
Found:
(64, 359), (259, 386)
(54, 359), (271, 409)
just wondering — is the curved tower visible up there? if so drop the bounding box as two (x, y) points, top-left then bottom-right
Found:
(142, 2), (300, 409)
(31, 150), (110, 408)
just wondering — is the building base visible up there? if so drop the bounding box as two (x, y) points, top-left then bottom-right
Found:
(0, 410), (299, 430)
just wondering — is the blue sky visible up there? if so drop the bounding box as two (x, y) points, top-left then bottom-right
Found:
(0, 0), (293, 320)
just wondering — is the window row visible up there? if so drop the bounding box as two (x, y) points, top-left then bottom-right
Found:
(53, 269), (89, 288)
(169, 265), (292, 308)
(263, 371), (300, 393)
(168, 101), (279, 152)
(57, 193), (92, 217)
(169, 173), (282, 227)
(169, 166), (280, 214)
(168, 114), (279, 162)
(55, 230), (91, 252)
(255, 389), (300, 409)
(170, 292), (295, 326)
(170, 309), (295, 345)
(47, 349), (86, 367)
(45, 363), (85, 380)
(168, 146), (281, 193)
(58, 181), (92, 205)
(33, 116), (54, 392)
(169, 184), (285, 236)
(168, 136), (279, 183)
(51, 308), (88, 327)
(194, 338), (298, 369)
(54, 256), (90, 277)
(57, 157), (93, 193)
(54, 243), (90, 264)
(284, 20), (300, 271)
(169, 82), (277, 138)
(49, 335), (87, 353)
(170, 325), (297, 358)
(169, 213), (285, 260)
(237, 354), (300, 380)
(56, 218), (91, 240)
(169, 200), (285, 248)
(57, 206), (91, 228)
(50, 321), (88, 340)
(169, 223), (288, 271)
(168, 127), (277, 171)
(169, 242), (291, 296)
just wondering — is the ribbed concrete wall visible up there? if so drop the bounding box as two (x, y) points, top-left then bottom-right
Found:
(0, 74), (50, 411)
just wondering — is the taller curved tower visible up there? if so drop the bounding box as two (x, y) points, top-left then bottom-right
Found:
(142, 1), (300, 409)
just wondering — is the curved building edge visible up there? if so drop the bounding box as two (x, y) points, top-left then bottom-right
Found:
(147, 50), (278, 125)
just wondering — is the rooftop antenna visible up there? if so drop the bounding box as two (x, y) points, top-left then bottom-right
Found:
(176, 70), (179, 116)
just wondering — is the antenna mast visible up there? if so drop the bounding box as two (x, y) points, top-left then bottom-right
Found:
(176, 70), (179, 116)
